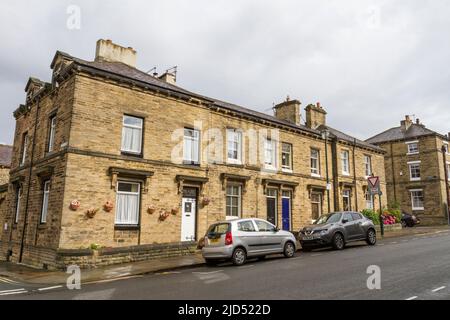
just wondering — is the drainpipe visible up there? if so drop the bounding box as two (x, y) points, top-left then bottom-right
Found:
(441, 145), (450, 225)
(18, 97), (40, 263)
(352, 138), (358, 211)
(331, 138), (339, 211)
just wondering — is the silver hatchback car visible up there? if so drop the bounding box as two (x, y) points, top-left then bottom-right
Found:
(201, 218), (297, 266)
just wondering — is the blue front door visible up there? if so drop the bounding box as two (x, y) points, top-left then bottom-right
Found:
(282, 193), (291, 231)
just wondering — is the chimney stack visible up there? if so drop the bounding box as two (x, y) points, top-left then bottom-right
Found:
(400, 115), (413, 131)
(305, 102), (327, 129)
(158, 72), (176, 85)
(95, 39), (137, 68)
(273, 96), (301, 126)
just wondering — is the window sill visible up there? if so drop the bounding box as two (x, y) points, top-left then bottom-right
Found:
(410, 178), (421, 182)
(412, 208), (425, 211)
(342, 172), (351, 176)
(311, 173), (321, 178)
(114, 225), (140, 230)
(282, 168), (293, 174)
(121, 151), (143, 158)
(406, 152), (420, 156)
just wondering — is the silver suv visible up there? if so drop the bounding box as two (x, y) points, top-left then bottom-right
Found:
(202, 218), (297, 266)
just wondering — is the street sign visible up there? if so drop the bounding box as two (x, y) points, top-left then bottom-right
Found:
(368, 176), (381, 195)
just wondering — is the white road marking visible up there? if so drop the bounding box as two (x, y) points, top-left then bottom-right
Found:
(432, 286), (446, 293)
(84, 275), (143, 285)
(192, 270), (224, 275)
(0, 289), (27, 296)
(0, 277), (20, 284)
(37, 285), (63, 292)
(406, 296), (418, 300)
(0, 288), (26, 294)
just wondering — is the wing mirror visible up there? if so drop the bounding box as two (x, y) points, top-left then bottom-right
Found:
(342, 219), (348, 224)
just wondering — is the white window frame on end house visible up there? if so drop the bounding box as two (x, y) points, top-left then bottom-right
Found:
(310, 149), (320, 177)
(264, 138), (277, 170)
(226, 184), (242, 219)
(406, 141), (419, 155)
(408, 161), (421, 181)
(40, 181), (51, 224)
(226, 129), (243, 164)
(48, 115), (57, 153)
(121, 115), (143, 155)
(15, 187), (22, 224)
(341, 150), (350, 176)
(447, 162), (450, 181)
(365, 191), (374, 210)
(20, 133), (28, 166)
(444, 142), (450, 155)
(364, 155), (372, 177)
(410, 189), (424, 211)
(183, 128), (201, 165)
(115, 181), (141, 226)
(281, 142), (293, 172)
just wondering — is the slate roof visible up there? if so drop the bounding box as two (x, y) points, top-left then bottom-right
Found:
(53, 51), (384, 153)
(366, 124), (445, 145)
(0, 144), (13, 168)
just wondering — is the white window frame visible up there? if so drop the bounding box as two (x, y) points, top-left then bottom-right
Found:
(444, 142), (450, 155)
(342, 189), (351, 211)
(408, 161), (421, 181)
(447, 162), (450, 181)
(364, 155), (372, 177)
(121, 115), (143, 155)
(15, 187), (22, 224)
(20, 133), (28, 166)
(40, 181), (50, 224)
(281, 142), (293, 172)
(226, 129), (242, 164)
(310, 149), (320, 177)
(365, 191), (374, 210)
(341, 150), (350, 176)
(115, 180), (141, 226)
(410, 189), (424, 211)
(264, 138), (277, 170)
(226, 184), (242, 219)
(48, 116), (57, 153)
(183, 128), (200, 165)
(406, 141), (419, 155)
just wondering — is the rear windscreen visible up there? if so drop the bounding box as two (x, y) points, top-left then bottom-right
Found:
(207, 223), (230, 235)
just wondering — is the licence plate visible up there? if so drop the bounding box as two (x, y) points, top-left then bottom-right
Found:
(209, 238), (219, 244)
(303, 235), (315, 241)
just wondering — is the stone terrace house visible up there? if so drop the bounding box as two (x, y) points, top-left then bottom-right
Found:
(367, 116), (450, 225)
(0, 40), (386, 269)
(0, 144), (13, 221)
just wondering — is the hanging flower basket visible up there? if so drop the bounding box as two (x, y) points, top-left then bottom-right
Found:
(202, 197), (211, 206)
(86, 208), (99, 219)
(147, 205), (156, 215)
(171, 207), (179, 215)
(159, 210), (170, 221)
(103, 200), (114, 212)
(70, 200), (81, 211)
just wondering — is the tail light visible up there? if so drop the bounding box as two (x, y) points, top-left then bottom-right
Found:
(225, 231), (233, 245)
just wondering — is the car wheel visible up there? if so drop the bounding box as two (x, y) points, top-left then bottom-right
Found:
(232, 247), (247, 266)
(204, 259), (218, 266)
(332, 233), (345, 250)
(366, 229), (377, 246)
(401, 220), (407, 228)
(283, 242), (296, 258)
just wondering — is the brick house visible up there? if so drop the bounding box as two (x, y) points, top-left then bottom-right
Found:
(0, 40), (386, 269)
(367, 116), (450, 225)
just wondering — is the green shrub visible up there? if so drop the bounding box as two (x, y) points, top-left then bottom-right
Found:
(388, 208), (402, 223)
(361, 209), (380, 225)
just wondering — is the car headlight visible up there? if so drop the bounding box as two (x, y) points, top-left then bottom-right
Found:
(320, 230), (328, 236)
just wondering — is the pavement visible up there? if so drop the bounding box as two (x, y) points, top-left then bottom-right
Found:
(0, 225), (449, 299)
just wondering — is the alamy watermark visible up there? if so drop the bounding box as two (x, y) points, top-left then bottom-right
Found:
(366, 265), (381, 290)
(66, 5), (81, 30)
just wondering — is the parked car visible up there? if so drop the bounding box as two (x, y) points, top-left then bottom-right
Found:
(202, 218), (297, 266)
(401, 211), (421, 228)
(298, 212), (377, 251)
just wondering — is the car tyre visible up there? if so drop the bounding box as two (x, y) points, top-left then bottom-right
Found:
(401, 220), (407, 228)
(232, 247), (247, 266)
(283, 242), (296, 258)
(366, 229), (377, 246)
(332, 233), (345, 250)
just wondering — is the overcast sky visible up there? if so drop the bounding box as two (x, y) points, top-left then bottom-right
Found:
(1, 0), (450, 145)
